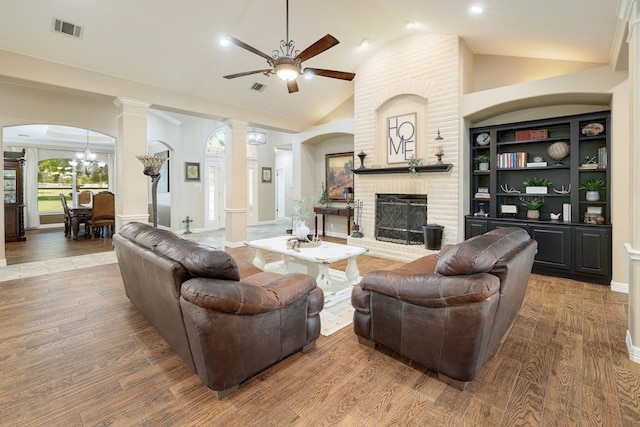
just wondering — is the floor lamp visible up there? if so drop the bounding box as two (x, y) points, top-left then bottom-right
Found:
(136, 155), (168, 227)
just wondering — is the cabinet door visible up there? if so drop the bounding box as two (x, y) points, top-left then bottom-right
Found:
(530, 224), (572, 270)
(575, 227), (610, 277)
(465, 217), (488, 238)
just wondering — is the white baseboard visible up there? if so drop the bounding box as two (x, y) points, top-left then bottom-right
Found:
(224, 240), (245, 249)
(610, 280), (629, 294)
(34, 224), (64, 230)
(626, 330), (640, 363)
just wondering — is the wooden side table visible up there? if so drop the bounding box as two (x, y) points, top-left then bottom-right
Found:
(313, 206), (353, 236)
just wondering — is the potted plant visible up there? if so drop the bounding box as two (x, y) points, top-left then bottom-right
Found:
(580, 178), (606, 201)
(523, 177), (553, 194)
(408, 154), (423, 174)
(474, 154), (490, 171)
(318, 181), (330, 206)
(290, 195), (315, 240)
(520, 197), (544, 220)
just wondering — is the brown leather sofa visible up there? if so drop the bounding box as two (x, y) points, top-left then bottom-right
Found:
(351, 227), (537, 390)
(113, 222), (324, 398)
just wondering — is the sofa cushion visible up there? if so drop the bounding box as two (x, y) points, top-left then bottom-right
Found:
(435, 227), (530, 276)
(118, 222), (240, 281)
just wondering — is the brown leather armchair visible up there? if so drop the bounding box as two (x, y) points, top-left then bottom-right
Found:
(113, 222), (324, 398)
(352, 227), (537, 390)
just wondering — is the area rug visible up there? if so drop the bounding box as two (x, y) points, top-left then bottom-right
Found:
(262, 260), (355, 336)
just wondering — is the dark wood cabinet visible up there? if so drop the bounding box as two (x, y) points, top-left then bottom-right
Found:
(529, 223), (572, 271)
(575, 226), (610, 276)
(467, 111), (611, 285)
(4, 150), (26, 242)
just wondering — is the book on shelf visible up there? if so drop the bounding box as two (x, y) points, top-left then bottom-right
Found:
(497, 152), (528, 169)
(579, 164), (598, 170)
(526, 162), (548, 167)
(474, 193), (491, 199)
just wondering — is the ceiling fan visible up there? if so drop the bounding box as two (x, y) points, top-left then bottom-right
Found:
(222, 0), (355, 93)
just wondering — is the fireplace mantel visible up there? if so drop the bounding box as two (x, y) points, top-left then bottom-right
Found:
(353, 164), (453, 175)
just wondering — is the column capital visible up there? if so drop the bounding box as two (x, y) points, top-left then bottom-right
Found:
(223, 119), (249, 129)
(113, 97), (152, 109)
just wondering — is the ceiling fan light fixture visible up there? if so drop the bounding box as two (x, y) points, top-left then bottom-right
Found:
(275, 61), (300, 81)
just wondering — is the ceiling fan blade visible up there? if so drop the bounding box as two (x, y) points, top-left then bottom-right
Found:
(226, 35), (273, 62)
(295, 34), (339, 62)
(287, 80), (299, 93)
(223, 69), (272, 79)
(304, 68), (355, 81)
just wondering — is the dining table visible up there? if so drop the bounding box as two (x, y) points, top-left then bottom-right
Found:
(69, 203), (92, 240)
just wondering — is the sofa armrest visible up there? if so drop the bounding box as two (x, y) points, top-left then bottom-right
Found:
(180, 273), (318, 315)
(360, 271), (500, 308)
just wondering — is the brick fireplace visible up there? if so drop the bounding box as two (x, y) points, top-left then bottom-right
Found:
(348, 34), (464, 261)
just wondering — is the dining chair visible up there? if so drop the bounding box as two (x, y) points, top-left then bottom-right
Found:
(87, 191), (115, 238)
(59, 193), (72, 237)
(77, 190), (93, 205)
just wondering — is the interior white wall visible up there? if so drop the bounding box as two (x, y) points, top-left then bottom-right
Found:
(313, 135), (355, 237)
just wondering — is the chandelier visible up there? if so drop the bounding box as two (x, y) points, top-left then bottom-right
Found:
(75, 130), (105, 175)
(247, 129), (267, 145)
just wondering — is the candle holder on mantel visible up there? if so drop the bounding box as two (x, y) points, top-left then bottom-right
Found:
(136, 155), (168, 227)
(357, 151), (367, 169)
(434, 129), (444, 164)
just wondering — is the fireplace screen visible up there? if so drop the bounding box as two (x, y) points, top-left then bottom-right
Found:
(375, 194), (427, 245)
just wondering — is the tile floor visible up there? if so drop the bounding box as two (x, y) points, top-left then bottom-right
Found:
(0, 220), (292, 282)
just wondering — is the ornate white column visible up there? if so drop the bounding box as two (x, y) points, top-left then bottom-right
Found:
(113, 97), (151, 230)
(223, 120), (248, 247)
(623, 0), (640, 363)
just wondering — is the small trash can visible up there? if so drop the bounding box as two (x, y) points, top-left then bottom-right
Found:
(423, 224), (444, 250)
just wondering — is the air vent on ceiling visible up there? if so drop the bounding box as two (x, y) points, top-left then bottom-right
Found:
(251, 82), (266, 92)
(52, 18), (83, 39)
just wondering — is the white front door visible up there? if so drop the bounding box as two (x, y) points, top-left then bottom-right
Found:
(204, 157), (224, 230)
(276, 168), (286, 219)
(247, 159), (258, 226)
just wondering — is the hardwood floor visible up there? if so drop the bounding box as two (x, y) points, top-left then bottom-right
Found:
(4, 227), (114, 265)
(1, 238), (638, 425)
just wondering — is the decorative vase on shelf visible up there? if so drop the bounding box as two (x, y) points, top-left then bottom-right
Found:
(585, 191), (600, 202)
(527, 209), (540, 220)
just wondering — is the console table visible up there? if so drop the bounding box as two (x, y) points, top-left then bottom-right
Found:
(313, 206), (353, 236)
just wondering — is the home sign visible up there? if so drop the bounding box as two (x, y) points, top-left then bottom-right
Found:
(387, 113), (416, 164)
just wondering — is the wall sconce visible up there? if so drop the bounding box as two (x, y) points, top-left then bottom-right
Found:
(247, 129), (267, 145)
(435, 129), (444, 164)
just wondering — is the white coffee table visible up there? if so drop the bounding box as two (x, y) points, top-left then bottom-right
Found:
(245, 236), (367, 290)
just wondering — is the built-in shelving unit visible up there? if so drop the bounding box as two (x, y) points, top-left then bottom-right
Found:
(466, 111), (611, 285)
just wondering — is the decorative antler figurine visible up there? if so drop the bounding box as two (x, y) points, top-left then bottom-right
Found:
(553, 184), (571, 194)
(500, 184), (521, 194)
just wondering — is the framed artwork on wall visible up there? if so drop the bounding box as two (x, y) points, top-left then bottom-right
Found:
(387, 113), (416, 164)
(184, 162), (200, 181)
(262, 167), (272, 183)
(325, 152), (354, 200)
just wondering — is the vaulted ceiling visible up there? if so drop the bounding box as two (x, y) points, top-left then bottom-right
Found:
(0, 0), (624, 129)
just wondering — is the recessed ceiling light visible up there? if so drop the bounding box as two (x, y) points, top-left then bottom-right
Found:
(359, 38), (370, 48)
(405, 21), (417, 29)
(469, 6), (484, 15)
(219, 35), (231, 47)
